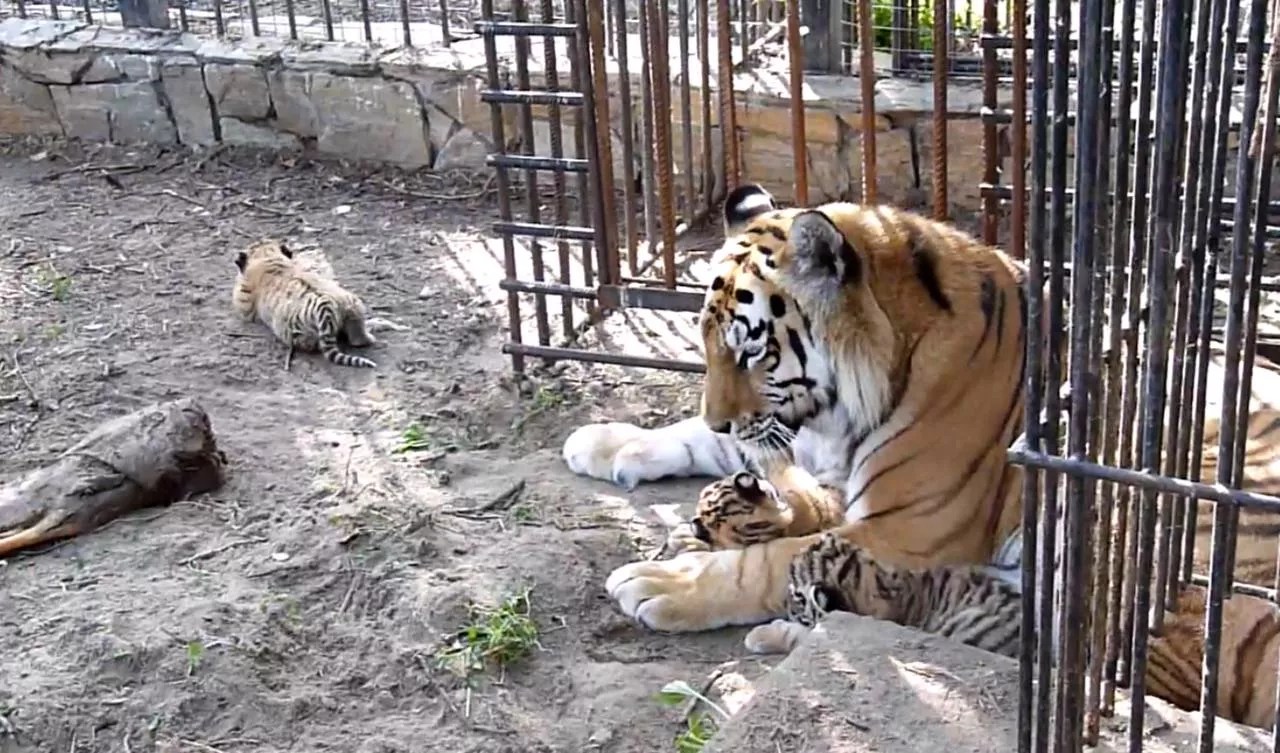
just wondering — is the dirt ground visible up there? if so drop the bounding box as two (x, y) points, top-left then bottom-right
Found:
(0, 137), (775, 753)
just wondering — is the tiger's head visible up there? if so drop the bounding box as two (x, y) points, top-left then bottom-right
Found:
(785, 534), (906, 627)
(234, 239), (294, 274)
(689, 471), (794, 549)
(232, 239), (296, 317)
(699, 184), (908, 455)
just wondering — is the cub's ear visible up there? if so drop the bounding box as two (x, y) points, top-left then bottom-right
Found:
(234, 251), (248, 272)
(723, 183), (776, 234)
(783, 210), (861, 304)
(278, 242), (294, 259)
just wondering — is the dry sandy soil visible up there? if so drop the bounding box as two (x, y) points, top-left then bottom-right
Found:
(0, 137), (774, 753)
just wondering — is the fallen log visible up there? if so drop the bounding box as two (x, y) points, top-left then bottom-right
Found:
(0, 398), (227, 557)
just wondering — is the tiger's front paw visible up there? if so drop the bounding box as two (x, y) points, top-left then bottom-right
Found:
(743, 619), (809, 655)
(604, 551), (776, 632)
(561, 422), (657, 491)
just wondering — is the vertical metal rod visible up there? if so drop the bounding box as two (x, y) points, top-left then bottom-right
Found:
(357, 0), (371, 42)
(638, 0), (660, 269)
(718, 0), (741, 194)
(1059, 0), (1104, 741)
(566, 0), (597, 318)
(979, 0), (997, 240)
(397, 0), (411, 46)
(575, 0), (614, 306)
(1040, 0), (1070, 736)
(1148, 0), (1194, 635)
(647, 0), (678, 289)
(248, 0), (261, 36)
(1171, 0), (1221, 601)
(787, 0), (809, 205)
(1127, 0), (1191, 743)
(614, 0), (639, 277)
(513, 0), (552, 347)
(213, 0), (224, 36)
(1027, 0), (1050, 740)
(857, 0), (877, 202)
(83, 0), (93, 24)
(605, 0), (615, 56)
(284, 0), (298, 40)
(739, 0), (748, 62)
(439, 0), (451, 46)
(698, 0), (714, 205)
(930, 0), (948, 220)
(542, 0), (575, 342)
(1263, 0), (1280, 607)
(587, 0), (620, 285)
(481, 0), (524, 374)
(320, 0), (334, 40)
(1010, 0), (1032, 732)
(1200, 0), (1270, 748)
(1082, 0), (1117, 740)
(47, 0), (57, 20)
(15, 0), (25, 19)
(1115, 0), (1159, 687)
(677, 0), (696, 218)
(1183, 0), (1244, 603)
(177, 2), (187, 31)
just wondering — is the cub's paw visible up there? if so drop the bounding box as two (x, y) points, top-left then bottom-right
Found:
(663, 521), (711, 557)
(743, 619), (809, 655)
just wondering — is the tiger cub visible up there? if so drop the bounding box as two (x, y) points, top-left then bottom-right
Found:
(665, 467), (846, 556)
(743, 532), (1022, 657)
(231, 239), (378, 369)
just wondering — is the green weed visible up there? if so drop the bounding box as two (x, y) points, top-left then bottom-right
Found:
(435, 588), (541, 678)
(655, 680), (731, 753)
(393, 422), (433, 454)
(184, 640), (205, 677)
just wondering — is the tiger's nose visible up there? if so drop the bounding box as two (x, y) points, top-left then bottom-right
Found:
(706, 419), (732, 435)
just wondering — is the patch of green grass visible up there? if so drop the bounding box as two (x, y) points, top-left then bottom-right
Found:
(435, 588), (541, 678)
(511, 504), (537, 524)
(393, 422), (433, 454)
(184, 640), (205, 677)
(43, 323), (64, 340)
(655, 680), (731, 753)
(35, 265), (72, 301)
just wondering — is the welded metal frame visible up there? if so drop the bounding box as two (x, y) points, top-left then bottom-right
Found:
(982, 0), (1280, 749)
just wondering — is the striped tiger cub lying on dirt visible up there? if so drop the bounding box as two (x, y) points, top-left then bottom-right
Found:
(231, 239), (378, 369)
(677, 461), (1280, 732)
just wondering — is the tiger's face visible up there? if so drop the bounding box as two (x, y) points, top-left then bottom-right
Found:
(785, 534), (902, 626)
(690, 471), (794, 549)
(700, 184), (837, 455)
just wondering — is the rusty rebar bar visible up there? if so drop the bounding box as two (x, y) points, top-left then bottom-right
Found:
(586, 0), (619, 285)
(787, 0), (808, 205)
(857, 0), (877, 202)
(718, 0), (740, 195)
(647, 0), (678, 288)
(931, 0), (948, 219)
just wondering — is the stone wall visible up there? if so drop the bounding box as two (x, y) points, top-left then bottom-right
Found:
(0, 16), (1017, 217)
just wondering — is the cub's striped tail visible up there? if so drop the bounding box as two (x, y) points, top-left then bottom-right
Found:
(317, 306), (377, 369)
(322, 343), (377, 369)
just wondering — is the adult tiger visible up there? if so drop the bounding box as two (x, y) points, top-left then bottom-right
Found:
(563, 183), (1031, 632)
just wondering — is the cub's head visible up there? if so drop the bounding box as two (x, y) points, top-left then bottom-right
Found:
(785, 534), (905, 626)
(690, 471), (794, 548)
(701, 183), (889, 453)
(234, 239), (294, 274)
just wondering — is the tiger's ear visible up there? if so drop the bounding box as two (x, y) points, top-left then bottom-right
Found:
(234, 251), (248, 272)
(783, 210), (861, 305)
(278, 242), (294, 259)
(723, 183), (776, 234)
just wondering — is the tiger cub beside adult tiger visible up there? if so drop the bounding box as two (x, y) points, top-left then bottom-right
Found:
(231, 239), (378, 369)
(736, 531), (1280, 731)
